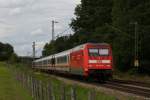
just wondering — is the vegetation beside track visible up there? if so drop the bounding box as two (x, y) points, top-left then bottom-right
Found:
(11, 63), (116, 100)
(0, 62), (32, 100)
(10, 63), (140, 100)
(114, 70), (150, 84)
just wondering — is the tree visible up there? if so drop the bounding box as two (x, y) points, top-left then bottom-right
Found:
(0, 42), (14, 61)
(9, 53), (19, 63)
(70, 0), (113, 33)
(112, 0), (150, 71)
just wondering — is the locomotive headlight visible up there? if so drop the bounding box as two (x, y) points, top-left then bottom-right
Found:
(89, 60), (97, 63)
(89, 60), (111, 64)
(101, 60), (111, 63)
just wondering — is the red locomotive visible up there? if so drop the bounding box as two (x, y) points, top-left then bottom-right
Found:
(33, 43), (113, 81)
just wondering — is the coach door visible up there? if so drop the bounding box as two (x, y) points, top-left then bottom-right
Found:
(51, 56), (55, 67)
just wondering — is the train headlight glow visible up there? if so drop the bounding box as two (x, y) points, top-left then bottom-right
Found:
(89, 60), (111, 64)
(89, 60), (97, 63)
(101, 60), (111, 63)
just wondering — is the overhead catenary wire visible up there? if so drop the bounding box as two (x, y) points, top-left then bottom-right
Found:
(55, 27), (72, 38)
(31, 27), (73, 57)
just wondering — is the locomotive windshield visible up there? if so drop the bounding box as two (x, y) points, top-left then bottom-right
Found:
(89, 48), (109, 56)
(99, 49), (109, 56)
(89, 49), (99, 56)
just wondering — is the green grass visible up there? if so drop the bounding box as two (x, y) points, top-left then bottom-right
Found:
(11, 63), (116, 100)
(32, 72), (116, 100)
(0, 62), (33, 100)
(12, 63), (137, 100)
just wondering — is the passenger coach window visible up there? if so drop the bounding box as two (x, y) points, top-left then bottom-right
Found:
(99, 49), (109, 56)
(89, 49), (99, 56)
(57, 56), (67, 64)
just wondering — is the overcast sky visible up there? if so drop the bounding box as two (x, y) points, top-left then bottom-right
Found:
(0, 0), (81, 57)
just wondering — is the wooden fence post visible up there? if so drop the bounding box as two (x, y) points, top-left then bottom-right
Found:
(71, 86), (76, 100)
(29, 76), (32, 94)
(35, 80), (39, 100)
(48, 82), (52, 100)
(42, 84), (45, 100)
(49, 82), (55, 100)
(88, 90), (95, 100)
(47, 84), (50, 100)
(36, 80), (40, 100)
(31, 76), (34, 98)
(39, 81), (43, 100)
(22, 73), (24, 87)
(43, 85), (47, 100)
(33, 79), (36, 100)
(46, 85), (49, 100)
(61, 84), (65, 100)
(27, 75), (30, 91)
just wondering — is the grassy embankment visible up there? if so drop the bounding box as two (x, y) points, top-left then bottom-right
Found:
(12, 63), (137, 100)
(0, 62), (32, 100)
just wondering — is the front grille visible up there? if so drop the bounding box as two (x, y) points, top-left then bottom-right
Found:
(89, 69), (112, 76)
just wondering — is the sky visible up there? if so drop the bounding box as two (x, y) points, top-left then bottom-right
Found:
(0, 0), (81, 57)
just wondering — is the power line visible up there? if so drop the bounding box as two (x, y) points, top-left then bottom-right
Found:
(56, 27), (72, 38)
(59, 27), (71, 35)
(105, 23), (134, 39)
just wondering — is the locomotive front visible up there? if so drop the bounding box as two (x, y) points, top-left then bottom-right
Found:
(84, 43), (113, 80)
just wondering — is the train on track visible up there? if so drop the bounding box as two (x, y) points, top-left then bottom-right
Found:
(32, 43), (113, 81)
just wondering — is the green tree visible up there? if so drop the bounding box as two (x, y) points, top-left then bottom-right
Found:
(112, 0), (150, 71)
(0, 42), (14, 61)
(9, 53), (19, 63)
(71, 0), (113, 33)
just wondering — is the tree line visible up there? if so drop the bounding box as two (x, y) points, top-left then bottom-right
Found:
(0, 42), (18, 62)
(42, 0), (150, 72)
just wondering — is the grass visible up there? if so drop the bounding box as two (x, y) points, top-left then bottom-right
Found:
(32, 72), (117, 100)
(0, 62), (33, 100)
(11, 63), (118, 100)
(11, 63), (137, 100)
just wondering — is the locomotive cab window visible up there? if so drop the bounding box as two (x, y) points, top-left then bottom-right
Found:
(89, 49), (99, 56)
(99, 49), (109, 56)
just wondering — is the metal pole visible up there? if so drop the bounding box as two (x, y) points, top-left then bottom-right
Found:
(106, 22), (140, 68)
(32, 42), (35, 60)
(51, 20), (58, 41)
(133, 22), (139, 67)
(52, 20), (54, 41)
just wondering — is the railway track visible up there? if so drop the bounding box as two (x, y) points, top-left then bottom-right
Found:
(101, 80), (150, 98)
(111, 79), (150, 88)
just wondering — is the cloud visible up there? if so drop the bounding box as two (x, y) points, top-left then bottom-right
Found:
(31, 28), (43, 36)
(9, 7), (22, 15)
(36, 41), (45, 48)
(14, 41), (45, 56)
(75, 0), (81, 4)
(0, 24), (15, 38)
(0, 0), (81, 56)
(14, 43), (32, 56)
(0, 19), (6, 23)
(0, 0), (36, 8)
